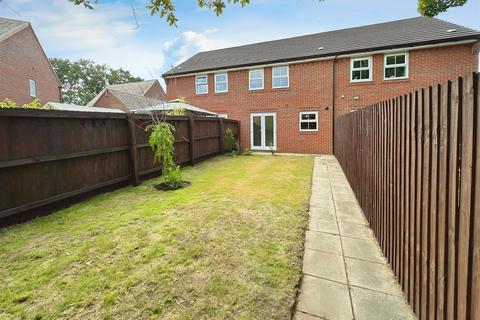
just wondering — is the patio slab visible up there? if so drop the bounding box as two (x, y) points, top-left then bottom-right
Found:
(294, 156), (415, 320)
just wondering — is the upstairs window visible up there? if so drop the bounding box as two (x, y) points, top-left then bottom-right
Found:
(299, 112), (318, 131)
(350, 57), (372, 82)
(249, 69), (264, 90)
(195, 75), (208, 94)
(272, 66), (289, 88)
(29, 79), (36, 97)
(215, 73), (228, 93)
(384, 53), (408, 80)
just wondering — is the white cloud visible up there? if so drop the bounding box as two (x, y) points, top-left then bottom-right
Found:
(162, 29), (233, 68)
(1, 0), (166, 79)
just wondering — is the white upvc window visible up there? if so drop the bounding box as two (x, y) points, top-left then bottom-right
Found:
(29, 79), (36, 97)
(215, 73), (228, 93)
(195, 75), (208, 94)
(272, 65), (289, 88)
(384, 52), (408, 80)
(350, 57), (372, 82)
(249, 69), (264, 90)
(299, 111), (318, 132)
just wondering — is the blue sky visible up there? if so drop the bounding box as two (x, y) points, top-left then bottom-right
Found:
(1, 0), (479, 83)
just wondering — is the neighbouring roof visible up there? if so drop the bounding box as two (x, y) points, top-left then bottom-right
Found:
(105, 80), (157, 96)
(0, 18), (30, 42)
(163, 17), (480, 77)
(132, 99), (219, 116)
(44, 102), (124, 113)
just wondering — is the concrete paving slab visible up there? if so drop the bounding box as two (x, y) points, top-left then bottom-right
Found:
(309, 206), (336, 220)
(345, 257), (404, 296)
(341, 237), (387, 264)
(296, 275), (353, 320)
(338, 221), (373, 239)
(309, 218), (339, 234)
(293, 311), (324, 320)
(303, 249), (347, 282)
(350, 286), (415, 320)
(305, 230), (342, 254)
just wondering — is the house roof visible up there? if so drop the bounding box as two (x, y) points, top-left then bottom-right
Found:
(105, 80), (157, 96)
(132, 99), (219, 116)
(87, 79), (164, 108)
(0, 18), (30, 42)
(163, 17), (480, 77)
(44, 102), (124, 113)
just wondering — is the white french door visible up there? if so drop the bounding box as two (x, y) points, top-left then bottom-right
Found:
(250, 112), (277, 150)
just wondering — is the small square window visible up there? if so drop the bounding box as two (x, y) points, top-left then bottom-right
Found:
(215, 73), (228, 93)
(299, 112), (318, 132)
(272, 66), (289, 88)
(29, 79), (36, 97)
(384, 53), (408, 80)
(249, 69), (264, 90)
(350, 57), (372, 82)
(195, 75), (208, 94)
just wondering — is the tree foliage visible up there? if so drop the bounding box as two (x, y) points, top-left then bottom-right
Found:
(418, 0), (468, 17)
(0, 98), (42, 109)
(71, 0), (250, 26)
(49, 58), (143, 105)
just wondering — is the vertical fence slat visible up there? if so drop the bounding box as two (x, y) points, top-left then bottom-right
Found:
(457, 73), (475, 319)
(470, 72), (480, 320)
(404, 93), (411, 297)
(415, 89), (423, 315)
(436, 80), (449, 320)
(409, 92), (416, 306)
(429, 85), (439, 320)
(446, 77), (461, 320)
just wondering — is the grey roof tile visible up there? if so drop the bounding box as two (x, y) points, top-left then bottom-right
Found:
(0, 18), (30, 42)
(163, 17), (480, 77)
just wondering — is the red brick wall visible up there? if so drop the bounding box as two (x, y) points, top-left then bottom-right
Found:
(93, 91), (130, 112)
(0, 26), (61, 105)
(165, 43), (479, 154)
(145, 81), (167, 101)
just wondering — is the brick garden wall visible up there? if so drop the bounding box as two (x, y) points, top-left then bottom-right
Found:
(165, 43), (479, 154)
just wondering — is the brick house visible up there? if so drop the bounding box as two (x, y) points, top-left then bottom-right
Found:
(0, 18), (61, 105)
(88, 79), (167, 112)
(163, 17), (480, 154)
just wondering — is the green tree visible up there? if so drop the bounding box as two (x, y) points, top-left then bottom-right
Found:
(418, 0), (468, 17)
(50, 58), (143, 105)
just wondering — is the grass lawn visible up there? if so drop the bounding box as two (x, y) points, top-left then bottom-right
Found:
(0, 155), (314, 320)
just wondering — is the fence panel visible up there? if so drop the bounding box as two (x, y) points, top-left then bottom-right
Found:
(0, 110), (239, 223)
(334, 72), (479, 319)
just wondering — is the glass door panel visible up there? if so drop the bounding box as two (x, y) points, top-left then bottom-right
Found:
(250, 113), (276, 150)
(265, 115), (274, 148)
(252, 115), (262, 147)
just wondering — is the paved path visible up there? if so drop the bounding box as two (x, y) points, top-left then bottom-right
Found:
(294, 156), (416, 320)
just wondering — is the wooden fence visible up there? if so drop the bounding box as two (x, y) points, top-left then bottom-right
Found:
(334, 72), (479, 320)
(0, 108), (239, 222)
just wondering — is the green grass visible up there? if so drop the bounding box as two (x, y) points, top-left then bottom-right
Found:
(0, 155), (314, 320)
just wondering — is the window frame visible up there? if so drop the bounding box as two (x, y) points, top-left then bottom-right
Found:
(383, 52), (409, 80)
(299, 111), (319, 132)
(350, 56), (373, 83)
(272, 65), (289, 89)
(29, 79), (37, 97)
(214, 73), (228, 93)
(249, 69), (264, 91)
(195, 75), (208, 95)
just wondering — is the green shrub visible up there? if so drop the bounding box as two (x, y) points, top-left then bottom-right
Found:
(224, 128), (240, 154)
(0, 98), (42, 109)
(164, 164), (182, 189)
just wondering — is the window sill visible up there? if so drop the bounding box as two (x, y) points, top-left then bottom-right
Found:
(348, 81), (375, 87)
(248, 89), (265, 93)
(299, 130), (319, 135)
(382, 78), (410, 84)
(271, 87), (291, 92)
(214, 92), (228, 95)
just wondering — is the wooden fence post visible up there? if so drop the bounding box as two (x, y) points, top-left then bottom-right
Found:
(218, 117), (224, 154)
(189, 114), (196, 165)
(127, 114), (140, 186)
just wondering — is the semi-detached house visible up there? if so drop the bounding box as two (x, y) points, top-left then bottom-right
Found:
(163, 17), (480, 154)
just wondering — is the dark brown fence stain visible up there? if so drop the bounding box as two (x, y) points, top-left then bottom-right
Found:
(0, 109), (239, 222)
(334, 72), (479, 320)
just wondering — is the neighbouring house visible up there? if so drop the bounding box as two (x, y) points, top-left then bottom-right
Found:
(88, 79), (167, 112)
(163, 17), (480, 154)
(0, 17), (61, 105)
